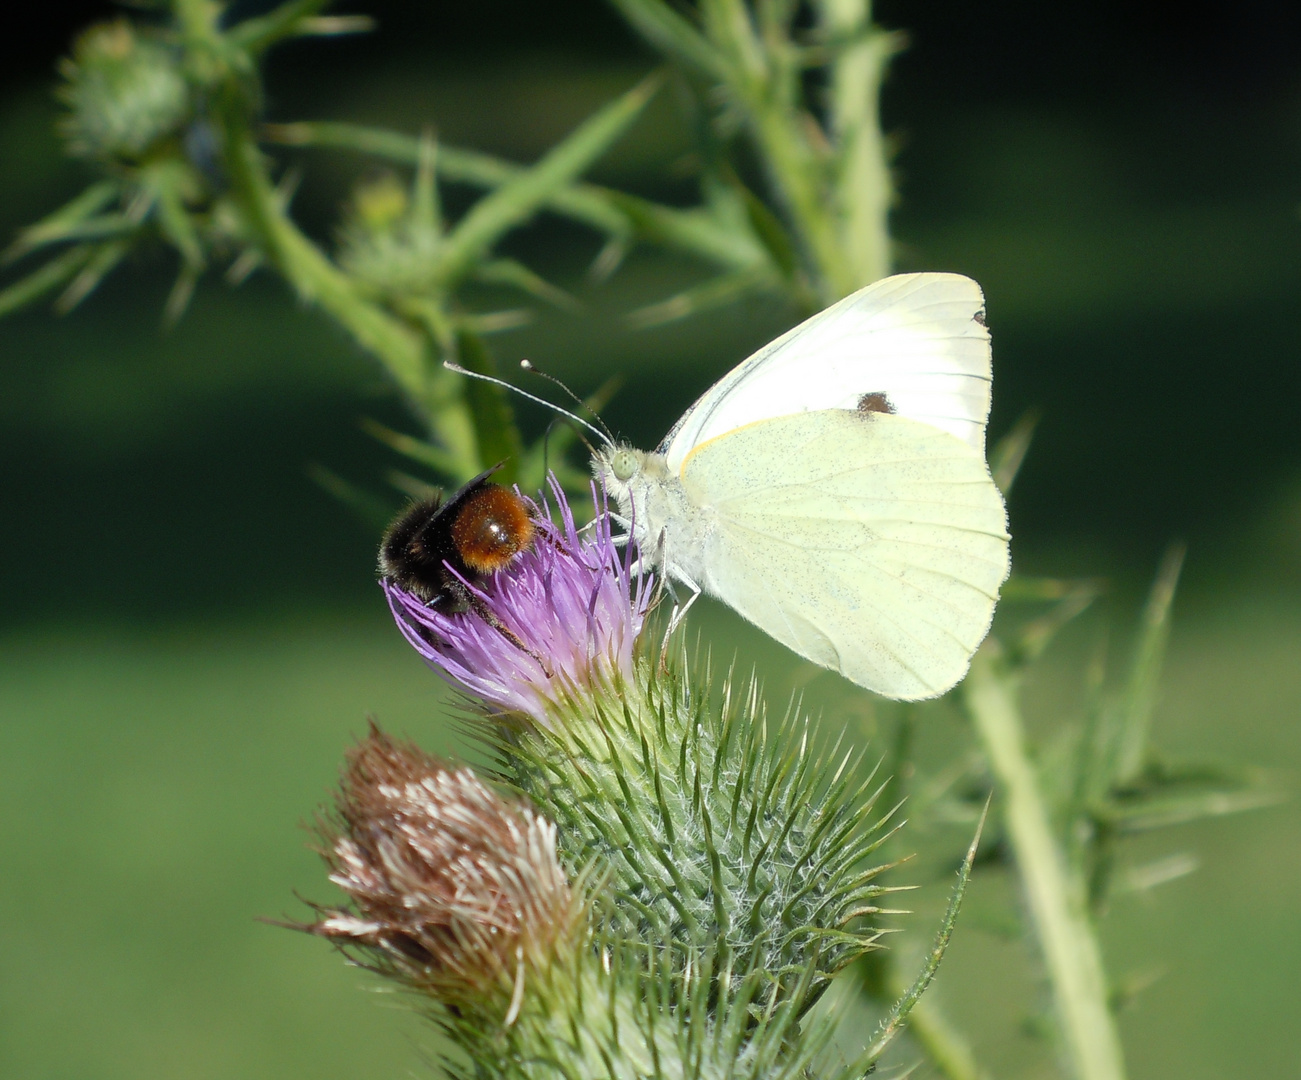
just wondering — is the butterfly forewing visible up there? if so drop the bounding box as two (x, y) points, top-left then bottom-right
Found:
(662, 273), (993, 473)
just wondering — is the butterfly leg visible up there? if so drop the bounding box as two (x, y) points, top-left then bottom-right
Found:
(656, 580), (700, 669)
(665, 582), (701, 635)
(581, 510), (631, 535)
(656, 526), (701, 662)
(589, 512), (635, 560)
(618, 521), (666, 585)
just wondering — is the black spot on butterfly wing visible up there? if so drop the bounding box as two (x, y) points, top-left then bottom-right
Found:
(857, 392), (896, 415)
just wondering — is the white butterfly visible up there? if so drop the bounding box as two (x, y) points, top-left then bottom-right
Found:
(593, 272), (1010, 701)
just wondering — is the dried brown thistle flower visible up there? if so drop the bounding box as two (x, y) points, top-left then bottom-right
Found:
(307, 727), (582, 1013)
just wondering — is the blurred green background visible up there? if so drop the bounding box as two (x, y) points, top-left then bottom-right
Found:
(2, 3), (1299, 1078)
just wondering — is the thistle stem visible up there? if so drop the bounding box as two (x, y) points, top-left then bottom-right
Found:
(748, 104), (857, 301)
(216, 104), (429, 404)
(701, 0), (891, 301)
(903, 994), (989, 1080)
(261, 121), (770, 274)
(861, 799), (986, 1066)
(964, 647), (1127, 1080)
(817, 0), (893, 286)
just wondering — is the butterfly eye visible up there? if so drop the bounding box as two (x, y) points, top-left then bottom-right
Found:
(610, 448), (639, 482)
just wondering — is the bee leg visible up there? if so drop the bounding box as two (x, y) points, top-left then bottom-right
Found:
(407, 619), (445, 650)
(447, 580), (555, 678)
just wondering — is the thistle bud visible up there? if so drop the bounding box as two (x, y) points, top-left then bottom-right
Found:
(58, 20), (191, 162)
(350, 170), (410, 234)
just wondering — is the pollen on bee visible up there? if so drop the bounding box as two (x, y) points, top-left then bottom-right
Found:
(450, 486), (536, 574)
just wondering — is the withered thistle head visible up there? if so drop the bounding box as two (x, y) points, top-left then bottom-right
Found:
(308, 727), (582, 1010)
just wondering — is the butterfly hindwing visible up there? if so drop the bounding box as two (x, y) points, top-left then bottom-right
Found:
(681, 408), (1009, 699)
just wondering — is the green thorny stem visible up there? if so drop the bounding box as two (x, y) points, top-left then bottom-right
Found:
(210, 51), (660, 483)
(6, 0), (898, 477)
(27, 0), (662, 488)
(607, 0), (898, 303)
(964, 646), (1127, 1080)
(217, 105), (428, 398)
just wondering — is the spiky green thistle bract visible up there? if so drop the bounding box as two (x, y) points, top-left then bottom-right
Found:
(58, 19), (191, 163)
(492, 653), (907, 1016)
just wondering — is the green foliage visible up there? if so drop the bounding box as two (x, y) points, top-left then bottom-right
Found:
(0, 0), (909, 497)
(1024, 545), (1282, 915)
(952, 547), (1279, 1080)
(607, 0), (900, 302)
(0, 1), (666, 496)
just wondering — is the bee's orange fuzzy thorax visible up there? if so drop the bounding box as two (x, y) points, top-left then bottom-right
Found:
(451, 487), (536, 574)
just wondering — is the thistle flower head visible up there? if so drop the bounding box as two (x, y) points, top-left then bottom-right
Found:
(384, 478), (651, 724)
(308, 727), (581, 1006)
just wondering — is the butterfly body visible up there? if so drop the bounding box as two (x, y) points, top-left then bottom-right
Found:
(600, 446), (716, 589)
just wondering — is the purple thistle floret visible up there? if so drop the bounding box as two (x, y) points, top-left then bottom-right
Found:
(384, 477), (651, 724)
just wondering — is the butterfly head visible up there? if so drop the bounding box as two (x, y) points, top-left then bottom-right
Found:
(593, 443), (685, 557)
(593, 442), (664, 502)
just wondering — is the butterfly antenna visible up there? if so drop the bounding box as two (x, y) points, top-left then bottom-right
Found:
(520, 358), (616, 445)
(443, 361), (611, 446)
